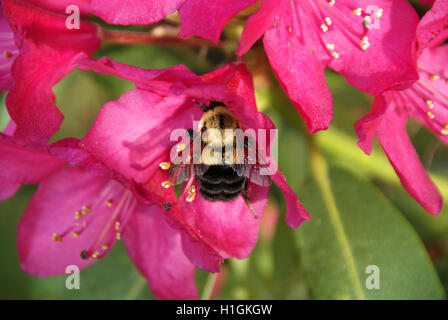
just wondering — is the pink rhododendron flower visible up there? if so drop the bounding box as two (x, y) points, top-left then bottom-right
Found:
(236, 0), (420, 133)
(77, 57), (310, 264)
(2, 0), (100, 147)
(2, 136), (207, 299)
(79, 0), (420, 135)
(355, 1), (448, 215)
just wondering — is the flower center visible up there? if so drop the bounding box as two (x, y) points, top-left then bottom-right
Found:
(292, 0), (382, 61)
(51, 181), (135, 260)
(401, 62), (448, 136)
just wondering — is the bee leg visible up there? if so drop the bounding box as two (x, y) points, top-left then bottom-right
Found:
(242, 189), (258, 219)
(192, 99), (210, 112)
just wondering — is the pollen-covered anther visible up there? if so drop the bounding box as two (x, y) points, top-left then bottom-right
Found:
(331, 52), (340, 59)
(115, 221), (121, 231)
(328, 0), (335, 6)
(429, 74), (440, 80)
(71, 232), (80, 238)
(320, 24), (328, 32)
(51, 233), (62, 242)
(91, 251), (99, 260)
(161, 181), (172, 189)
(74, 211), (82, 219)
(427, 111), (435, 119)
(360, 37), (370, 51)
(81, 206), (91, 215)
(159, 162), (171, 170)
(186, 186), (196, 202)
(3, 51), (12, 58)
(116, 232), (122, 240)
(352, 8), (362, 16)
(324, 17), (332, 26)
(442, 124), (448, 135)
(105, 200), (113, 207)
(176, 143), (187, 153)
(426, 100), (434, 108)
(375, 8), (383, 19)
(102, 244), (109, 251)
(326, 43), (335, 51)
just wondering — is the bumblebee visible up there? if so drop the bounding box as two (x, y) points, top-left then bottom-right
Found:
(168, 100), (272, 216)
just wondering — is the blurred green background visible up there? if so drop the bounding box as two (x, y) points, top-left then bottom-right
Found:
(1, 1), (448, 299)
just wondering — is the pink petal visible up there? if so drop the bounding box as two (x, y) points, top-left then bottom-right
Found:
(0, 8), (17, 91)
(178, 183), (269, 259)
(417, 0), (448, 53)
(90, 0), (184, 25)
(178, 0), (257, 43)
(78, 56), (202, 93)
(263, 17), (333, 133)
(0, 134), (65, 185)
(376, 106), (443, 215)
(18, 167), (135, 275)
(0, 180), (20, 201)
(3, 120), (16, 136)
(201, 62), (258, 112)
(123, 204), (198, 300)
(3, 0), (100, 146)
(354, 95), (388, 155)
(24, 0), (91, 14)
(179, 228), (222, 273)
(236, 0), (279, 55)
(323, 0), (420, 94)
(272, 170), (310, 228)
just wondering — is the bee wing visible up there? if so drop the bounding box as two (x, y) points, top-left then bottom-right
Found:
(195, 164), (209, 176)
(168, 163), (194, 185)
(245, 164), (273, 187)
(232, 137), (272, 186)
(228, 163), (272, 186)
(169, 163), (209, 185)
(231, 164), (245, 177)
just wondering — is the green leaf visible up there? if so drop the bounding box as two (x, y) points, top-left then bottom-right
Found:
(297, 167), (445, 299)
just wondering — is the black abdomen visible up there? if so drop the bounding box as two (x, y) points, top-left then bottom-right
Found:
(198, 165), (246, 201)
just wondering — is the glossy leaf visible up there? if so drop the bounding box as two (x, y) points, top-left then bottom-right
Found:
(297, 168), (445, 299)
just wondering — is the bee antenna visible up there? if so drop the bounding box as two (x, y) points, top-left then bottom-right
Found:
(192, 99), (210, 112)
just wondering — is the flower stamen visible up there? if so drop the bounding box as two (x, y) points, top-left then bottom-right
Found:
(159, 162), (171, 170)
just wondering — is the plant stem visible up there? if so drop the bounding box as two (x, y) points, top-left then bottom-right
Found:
(201, 272), (218, 300)
(101, 28), (220, 47)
